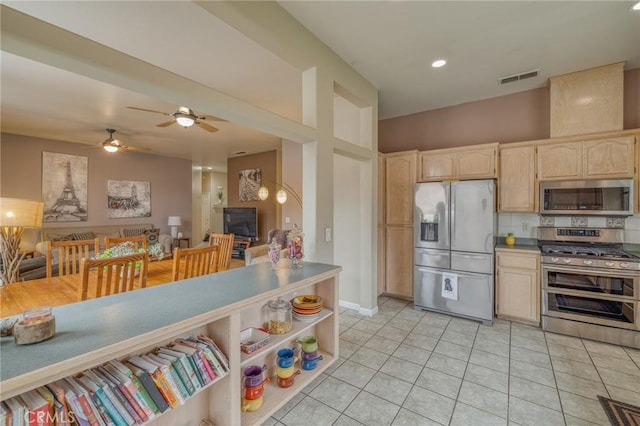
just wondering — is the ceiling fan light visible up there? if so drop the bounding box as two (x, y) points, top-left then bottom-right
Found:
(175, 113), (195, 127)
(102, 140), (119, 153)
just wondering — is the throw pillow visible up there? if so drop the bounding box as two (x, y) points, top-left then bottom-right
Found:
(121, 228), (146, 237)
(71, 232), (95, 241)
(144, 228), (160, 245)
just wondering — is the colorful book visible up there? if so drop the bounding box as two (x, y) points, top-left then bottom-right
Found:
(86, 369), (135, 426)
(127, 356), (179, 409)
(34, 387), (55, 426)
(55, 379), (91, 426)
(94, 367), (142, 425)
(197, 335), (230, 373)
(64, 377), (103, 426)
(4, 396), (26, 426)
(158, 347), (202, 390)
(107, 360), (158, 416)
(20, 389), (51, 426)
(102, 363), (151, 422)
(76, 373), (124, 426)
(174, 339), (221, 378)
(168, 343), (212, 386)
(143, 354), (188, 403)
(155, 349), (197, 395)
(122, 362), (169, 414)
(45, 382), (72, 426)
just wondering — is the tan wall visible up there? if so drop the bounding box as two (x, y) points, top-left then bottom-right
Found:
(227, 150), (279, 243)
(0, 133), (192, 236)
(379, 68), (640, 152)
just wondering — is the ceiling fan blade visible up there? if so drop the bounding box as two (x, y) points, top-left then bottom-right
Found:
(156, 120), (176, 128)
(199, 114), (228, 122)
(196, 121), (218, 132)
(127, 106), (172, 116)
(122, 145), (152, 152)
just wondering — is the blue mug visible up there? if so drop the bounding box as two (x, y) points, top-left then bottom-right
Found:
(276, 347), (297, 368)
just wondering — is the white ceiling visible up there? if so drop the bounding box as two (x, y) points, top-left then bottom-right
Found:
(2, 1), (639, 171)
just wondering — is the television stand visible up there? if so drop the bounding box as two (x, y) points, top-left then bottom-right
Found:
(231, 240), (251, 259)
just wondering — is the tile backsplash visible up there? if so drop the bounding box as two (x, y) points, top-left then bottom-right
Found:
(497, 213), (640, 243)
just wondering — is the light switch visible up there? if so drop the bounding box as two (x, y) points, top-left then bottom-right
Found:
(324, 227), (332, 242)
(285, 217), (290, 224)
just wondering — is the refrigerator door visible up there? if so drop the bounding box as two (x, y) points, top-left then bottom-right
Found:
(450, 252), (494, 274)
(415, 248), (450, 269)
(414, 266), (493, 324)
(415, 182), (450, 250)
(451, 180), (495, 253)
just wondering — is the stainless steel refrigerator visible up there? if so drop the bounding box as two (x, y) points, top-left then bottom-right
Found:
(414, 179), (496, 324)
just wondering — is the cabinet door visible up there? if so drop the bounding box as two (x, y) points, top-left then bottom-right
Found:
(420, 152), (455, 181)
(385, 225), (413, 299)
(537, 142), (582, 180)
(456, 146), (497, 179)
(499, 145), (536, 212)
(583, 135), (635, 178)
(377, 225), (385, 295)
(378, 153), (385, 226)
(496, 267), (539, 324)
(386, 153), (417, 225)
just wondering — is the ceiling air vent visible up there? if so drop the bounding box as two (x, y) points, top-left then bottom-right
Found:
(498, 69), (539, 85)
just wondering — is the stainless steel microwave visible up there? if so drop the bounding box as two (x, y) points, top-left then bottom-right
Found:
(540, 179), (634, 216)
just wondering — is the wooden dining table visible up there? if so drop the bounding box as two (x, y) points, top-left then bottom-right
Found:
(1, 258), (175, 318)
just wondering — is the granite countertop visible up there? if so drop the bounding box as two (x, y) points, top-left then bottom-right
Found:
(495, 237), (540, 252)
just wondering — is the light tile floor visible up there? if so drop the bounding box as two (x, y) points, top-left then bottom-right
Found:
(264, 296), (640, 426)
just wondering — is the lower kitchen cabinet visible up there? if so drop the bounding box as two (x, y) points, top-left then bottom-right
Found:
(385, 225), (414, 299)
(495, 248), (540, 325)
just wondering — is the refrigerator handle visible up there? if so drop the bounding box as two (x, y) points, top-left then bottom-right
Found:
(450, 182), (455, 248)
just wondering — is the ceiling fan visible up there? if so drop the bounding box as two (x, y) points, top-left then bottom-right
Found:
(126, 105), (226, 132)
(101, 128), (151, 153)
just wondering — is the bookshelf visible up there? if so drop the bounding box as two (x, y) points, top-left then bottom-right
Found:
(0, 262), (341, 426)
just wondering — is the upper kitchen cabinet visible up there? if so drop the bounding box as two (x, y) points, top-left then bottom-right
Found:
(498, 144), (536, 212)
(419, 143), (498, 182)
(537, 141), (582, 180)
(582, 135), (635, 178)
(537, 136), (636, 181)
(385, 151), (418, 225)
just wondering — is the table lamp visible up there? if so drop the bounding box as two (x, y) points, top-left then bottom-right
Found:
(168, 216), (182, 239)
(0, 198), (44, 284)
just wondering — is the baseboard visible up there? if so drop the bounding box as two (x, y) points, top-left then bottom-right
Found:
(338, 300), (378, 317)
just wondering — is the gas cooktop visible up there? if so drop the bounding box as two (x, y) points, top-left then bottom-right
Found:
(540, 244), (638, 260)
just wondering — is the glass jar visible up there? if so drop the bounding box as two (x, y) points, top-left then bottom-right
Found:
(287, 225), (304, 269)
(268, 297), (292, 334)
(22, 306), (53, 325)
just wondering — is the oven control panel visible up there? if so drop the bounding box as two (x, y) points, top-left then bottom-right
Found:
(556, 228), (600, 237)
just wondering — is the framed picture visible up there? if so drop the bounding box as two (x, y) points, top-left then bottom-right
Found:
(42, 151), (88, 222)
(238, 168), (261, 201)
(107, 180), (151, 218)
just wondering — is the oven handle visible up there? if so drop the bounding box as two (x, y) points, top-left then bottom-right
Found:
(541, 264), (640, 278)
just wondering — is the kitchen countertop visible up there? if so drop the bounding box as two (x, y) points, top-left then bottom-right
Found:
(495, 238), (540, 253)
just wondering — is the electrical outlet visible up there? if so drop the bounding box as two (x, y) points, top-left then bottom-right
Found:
(285, 217), (290, 224)
(521, 222), (529, 232)
(324, 227), (332, 242)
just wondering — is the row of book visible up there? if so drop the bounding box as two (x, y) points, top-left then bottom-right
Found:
(1, 334), (230, 426)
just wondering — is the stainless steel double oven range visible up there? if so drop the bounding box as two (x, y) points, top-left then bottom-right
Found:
(539, 227), (640, 349)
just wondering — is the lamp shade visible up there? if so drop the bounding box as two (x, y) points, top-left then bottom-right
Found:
(276, 190), (288, 204)
(258, 186), (269, 201)
(0, 198), (44, 228)
(168, 216), (182, 226)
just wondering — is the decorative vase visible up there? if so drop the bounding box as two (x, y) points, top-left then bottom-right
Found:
(505, 233), (516, 246)
(287, 225), (304, 269)
(267, 243), (282, 269)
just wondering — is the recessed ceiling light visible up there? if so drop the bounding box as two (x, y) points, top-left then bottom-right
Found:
(632, 1), (640, 11)
(432, 59), (447, 68)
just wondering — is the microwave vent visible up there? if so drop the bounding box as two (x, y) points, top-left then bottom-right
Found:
(498, 69), (539, 85)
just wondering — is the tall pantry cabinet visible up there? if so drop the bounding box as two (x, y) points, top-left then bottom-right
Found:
(383, 151), (418, 299)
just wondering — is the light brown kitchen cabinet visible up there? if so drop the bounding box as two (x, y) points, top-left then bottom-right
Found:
(385, 151), (417, 225)
(582, 135), (635, 178)
(419, 143), (497, 181)
(385, 225), (414, 299)
(377, 153), (386, 295)
(537, 141), (582, 180)
(537, 135), (636, 181)
(495, 249), (540, 325)
(498, 144), (536, 212)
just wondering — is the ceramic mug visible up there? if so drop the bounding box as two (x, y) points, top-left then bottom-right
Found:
(276, 364), (297, 379)
(243, 383), (264, 400)
(301, 350), (319, 361)
(276, 370), (300, 388)
(241, 395), (264, 412)
(243, 364), (267, 388)
(297, 335), (318, 353)
(301, 355), (323, 371)
(276, 348), (298, 368)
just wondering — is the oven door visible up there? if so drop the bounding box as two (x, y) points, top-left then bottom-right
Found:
(542, 265), (640, 330)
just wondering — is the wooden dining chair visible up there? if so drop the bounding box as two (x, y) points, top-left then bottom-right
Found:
(104, 235), (147, 251)
(78, 252), (148, 301)
(208, 233), (235, 271)
(46, 238), (100, 278)
(171, 245), (220, 281)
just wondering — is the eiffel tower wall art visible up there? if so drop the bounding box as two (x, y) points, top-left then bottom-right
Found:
(107, 180), (151, 219)
(42, 152), (88, 222)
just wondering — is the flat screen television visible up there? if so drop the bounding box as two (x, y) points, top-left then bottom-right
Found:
(223, 207), (258, 241)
